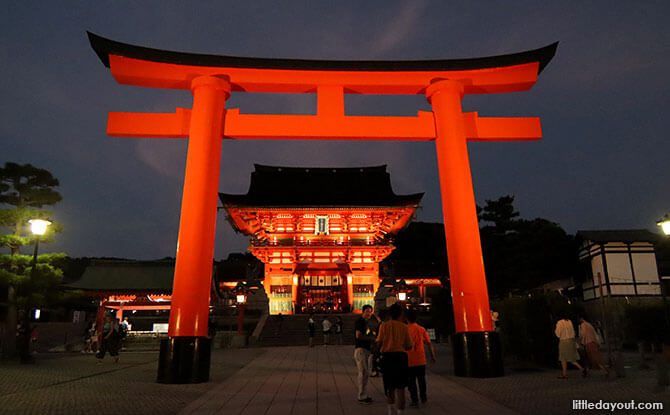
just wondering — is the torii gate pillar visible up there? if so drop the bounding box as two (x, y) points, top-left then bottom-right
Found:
(156, 76), (230, 383)
(428, 79), (501, 376)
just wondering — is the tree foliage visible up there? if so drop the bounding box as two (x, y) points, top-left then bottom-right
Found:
(0, 162), (62, 255)
(478, 195), (578, 297)
(0, 162), (61, 207)
(624, 303), (670, 344)
(0, 253), (67, 307)
(0, 162), (66, 303)
(494, 292), (585, 365)
(386, 196), (578, 298)
(478, 195), (520, 233)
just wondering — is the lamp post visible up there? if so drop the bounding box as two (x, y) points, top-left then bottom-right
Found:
(29, 219), (51, 265)
(657, 214), (670, 237)
(655, 215), (669, 320)
(656, 214), (670, 388)
(392, 279), (411, 306)
(20, 219), (51, 363)
(656, 214), (669, 315)
(231, 281), (252, 335)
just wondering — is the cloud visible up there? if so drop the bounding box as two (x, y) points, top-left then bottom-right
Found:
(135, 139), (187, 180)
(364, 2), (428, 57)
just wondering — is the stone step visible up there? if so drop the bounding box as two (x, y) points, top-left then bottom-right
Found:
(258, 314), (362, 347)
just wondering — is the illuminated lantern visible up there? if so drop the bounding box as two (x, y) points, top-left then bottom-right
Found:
(392, 279), (411, 303)
(231, 281), (254, 335)
(29, 219), (51, 236)
(658, 214), (670, 236)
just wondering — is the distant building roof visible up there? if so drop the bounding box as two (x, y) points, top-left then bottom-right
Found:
(577, 230), (661, 244)
(219, 164), (423, 208)
(65, 259), (177, 293)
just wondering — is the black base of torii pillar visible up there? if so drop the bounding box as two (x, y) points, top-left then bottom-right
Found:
(157, 337), (211, 384)
(452, 331), (504, 377)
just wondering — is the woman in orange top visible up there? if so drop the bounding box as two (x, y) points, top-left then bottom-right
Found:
(406, 310), (436, 407)
(376, 304), (413, 414)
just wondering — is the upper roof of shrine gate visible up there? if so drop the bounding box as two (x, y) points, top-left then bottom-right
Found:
(219, 164), (423, 208)
(87, 32), (557, 95)
(89, 32), (557, 74)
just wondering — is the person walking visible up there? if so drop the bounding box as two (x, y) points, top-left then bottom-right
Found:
(96, 314), (120, 363)
(555, 314), (586, 378)
(368, 311), (382, 377)
(89, 322), (98, 353)
(322, 316), (332, 345)
(406, 310), (436, 407)
(82, 321), (93, 354)
(308, 313), (315, 347)
(354, 305), (376, 405)
(334, 316), (343, 345)
(377, 304), (413, 415)
(119, 317), (130, 351)
(579, 316), (609, 377)
(30, 325), (39, 354)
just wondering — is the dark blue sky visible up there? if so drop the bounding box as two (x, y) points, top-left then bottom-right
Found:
(1, 2), (668, 260)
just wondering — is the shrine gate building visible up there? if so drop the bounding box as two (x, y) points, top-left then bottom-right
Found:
(220, 164), (422, 314)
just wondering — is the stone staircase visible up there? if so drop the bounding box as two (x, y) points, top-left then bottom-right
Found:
(121, 335), (164, 351)
(257, 314), (360, 347)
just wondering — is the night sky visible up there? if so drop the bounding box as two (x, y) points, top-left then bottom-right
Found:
(2, 2), (668, 260)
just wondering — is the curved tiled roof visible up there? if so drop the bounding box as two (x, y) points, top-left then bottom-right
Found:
(219, 165), (423, 208)
(65, 260), (176, 293)
(577, 229), (661, 243)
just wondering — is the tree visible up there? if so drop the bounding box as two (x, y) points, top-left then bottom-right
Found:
(478, 195), (578, 297)
(0, 162), (64, 360)
(0, 162), (62, 253)
(478, 195), (520, 233)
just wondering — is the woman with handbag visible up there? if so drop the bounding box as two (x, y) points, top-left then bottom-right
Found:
(555, 315), (586, 379)
(579, 316), (610, 377)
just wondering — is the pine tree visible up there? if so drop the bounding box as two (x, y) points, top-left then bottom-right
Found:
(0, 162), (65, 360)
(478, 195), (577, 296)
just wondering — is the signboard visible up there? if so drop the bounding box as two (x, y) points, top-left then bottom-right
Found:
(315, 215), (329, 235)
(153, 323), (169, 333)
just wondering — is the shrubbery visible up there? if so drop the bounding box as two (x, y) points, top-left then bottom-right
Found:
(494, 292), (584, 366)
(624, 303), (670, 346)
(429, 287), (454, 341)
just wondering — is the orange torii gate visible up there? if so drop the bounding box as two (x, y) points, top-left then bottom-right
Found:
(88, 32), (557, 383)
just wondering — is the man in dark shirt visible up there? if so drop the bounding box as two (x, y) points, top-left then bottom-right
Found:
(354, 304), (375, 404)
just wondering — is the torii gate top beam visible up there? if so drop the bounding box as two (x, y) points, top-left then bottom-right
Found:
(88, 32), (557, 95)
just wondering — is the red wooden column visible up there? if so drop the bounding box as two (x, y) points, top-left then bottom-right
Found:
(158, 75), (230, 383)
(346, 275), (354, 312)
(95, 300), (107, 339)
(170, 75), (230, 337)
(427, 79), (502, 377)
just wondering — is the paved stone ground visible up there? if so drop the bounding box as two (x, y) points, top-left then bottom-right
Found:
(0, 344), (667, 414)
(430, 344), (669, 415)
(179, 345), (514, 415)
(0, 349), (262, 415)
